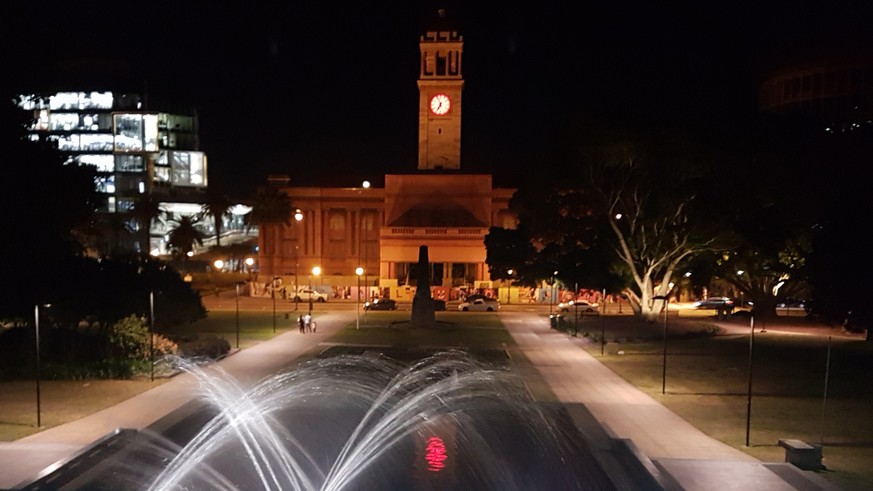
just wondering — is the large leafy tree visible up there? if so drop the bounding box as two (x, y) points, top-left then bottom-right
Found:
(505, 127), (733, 320)
(484, 225), (541, 286)
(247, 185), (295, 254)
(0, 97), (103, 318)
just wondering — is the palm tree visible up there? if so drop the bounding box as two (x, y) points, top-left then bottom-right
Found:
(247, 186), (294, 254)
(130, 193), (164, 254)
(167, 215), (206, 259)
(200, 188), (234, 248)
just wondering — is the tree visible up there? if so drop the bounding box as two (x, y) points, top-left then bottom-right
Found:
(484, 225), (541, 286)
(167, 215), (206, 259)
(247, 185), (294, 254)
(130, 193), (164, 254)
(0, 97), (102, 318)
(200, 187), (234, 248)
(506, 127), (732, 321)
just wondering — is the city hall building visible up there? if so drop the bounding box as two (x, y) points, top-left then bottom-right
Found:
(257, 16), (518, 302)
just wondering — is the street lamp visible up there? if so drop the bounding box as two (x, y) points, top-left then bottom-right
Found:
(149, 291), (155, 382)
(235, 281), (244, 349)
(356, 267), (364, 329)
(33, 304), (47, 427)
(653, 294), (669, 394)
(272, 276), (280, 333)
(309, 266), (321, 313)
(294, 210), (303, 311)
(550, 271), (558, 313)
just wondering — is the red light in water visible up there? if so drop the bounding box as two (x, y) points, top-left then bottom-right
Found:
(425, 436), (447, 472)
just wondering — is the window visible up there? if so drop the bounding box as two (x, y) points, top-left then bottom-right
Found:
(328, 211), (345, 240)
(95, 175), (116, 194)
(167, 151), (206, 187)
(114, 114), (144, 151)
(116, 155), (145, 172)
(76, 154), (114, 172)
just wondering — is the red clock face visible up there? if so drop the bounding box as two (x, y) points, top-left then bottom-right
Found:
(429, 93), (451, 115)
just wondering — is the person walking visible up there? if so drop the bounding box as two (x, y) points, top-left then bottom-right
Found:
(298, 314), (305, 333)
(304, 313), (312, 333)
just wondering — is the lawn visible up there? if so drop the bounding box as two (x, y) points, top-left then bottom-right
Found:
(576, 315), (873, 491)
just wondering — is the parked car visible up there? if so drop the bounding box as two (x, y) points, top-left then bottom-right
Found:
(293, 287), (328, 303)
(776, 298), (806, 309)
(458, 298), (500, 312)
(461, 293), (490, 303)
(693, 297), (735, 310)
(433, 299), (447, 311)
(556, 299), (599, 313)
(364, 298), (397, 311)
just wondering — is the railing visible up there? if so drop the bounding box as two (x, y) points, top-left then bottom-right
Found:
(385, 227), (486, 236)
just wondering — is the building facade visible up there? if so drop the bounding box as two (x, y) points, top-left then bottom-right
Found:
(257, 15), (518, 300)
(16, 90), (248, 256)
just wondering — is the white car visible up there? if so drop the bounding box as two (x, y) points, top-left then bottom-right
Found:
(292, 287), (328, 303)
(556, 299), (599, 313)
(458, 298), (500, 312)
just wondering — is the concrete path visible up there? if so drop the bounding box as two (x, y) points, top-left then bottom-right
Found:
(0, 304), (840, 490)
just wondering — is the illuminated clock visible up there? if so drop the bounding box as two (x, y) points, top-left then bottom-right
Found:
(429, 93), (451, 115)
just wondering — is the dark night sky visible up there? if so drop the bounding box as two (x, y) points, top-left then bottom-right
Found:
(4, 1), (872, 194)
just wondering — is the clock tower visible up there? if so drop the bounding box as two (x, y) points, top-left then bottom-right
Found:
(417, 10), (463, 170)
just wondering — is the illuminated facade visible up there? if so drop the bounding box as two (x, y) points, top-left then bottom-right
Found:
(257, 14), (518, 298)
(16, 91), (227, 255)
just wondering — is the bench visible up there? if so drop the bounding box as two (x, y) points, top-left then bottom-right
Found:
(778, 439), (824, 470)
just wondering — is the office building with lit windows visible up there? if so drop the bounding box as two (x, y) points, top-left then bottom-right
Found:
(16, 90), (247, 256)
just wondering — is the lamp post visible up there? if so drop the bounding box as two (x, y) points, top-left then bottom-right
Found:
(356, 267), (364, 329)
(653, 294), (669, 394)
(309, 266), (321, 313)
(506, 269), (513, 305)
(272, 276), (279, 333)
(550, 271), (558, 313)
(294, 209), (303, 311)
(235, 281), (243, 349)
(33, 304), (44, 427)
(149, 291), (155, 382)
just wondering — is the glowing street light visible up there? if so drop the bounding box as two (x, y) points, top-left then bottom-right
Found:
(294, 211), (303, 311)
(550, 270), (559, 313)
(213, 259), (224, 271)
(356, 267), (364, 329)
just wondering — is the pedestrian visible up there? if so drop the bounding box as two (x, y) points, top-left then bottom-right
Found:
(298, 314), (305, 333)
(304, 313), (312, 333)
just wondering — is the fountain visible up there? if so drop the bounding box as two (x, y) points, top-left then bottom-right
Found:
(36, 351), (615, 490)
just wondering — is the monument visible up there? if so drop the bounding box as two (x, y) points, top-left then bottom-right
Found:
(410, 245), (437, 328)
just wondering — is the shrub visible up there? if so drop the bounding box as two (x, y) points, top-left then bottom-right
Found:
(176, 334), (230, 360)
(107, 315), (179, 360)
